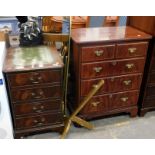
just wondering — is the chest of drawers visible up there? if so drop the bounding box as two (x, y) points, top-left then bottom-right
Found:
(3, 46), (64, 138)
(69, 26), (151, 120)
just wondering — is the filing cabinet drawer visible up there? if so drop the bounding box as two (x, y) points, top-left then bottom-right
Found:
(14, 99), (62, 116)
(109, 91), (139, 110)
(81, 44), (115, 62)
(15, 113), (63, 129)
(81, 95), (109, 114)
(80, 74), (142, 96)
(7, 70), (61, 87)
(11, 85), (61, 102)
(116, 42), (148, 59)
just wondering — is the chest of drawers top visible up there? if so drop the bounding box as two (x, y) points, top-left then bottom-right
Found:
(71, 26), (152, 44)
(3, 45), (64, 73)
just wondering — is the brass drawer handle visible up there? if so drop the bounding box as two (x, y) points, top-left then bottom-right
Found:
(93, 67), (103, 73)
(125, 63), (135, 69)
(30, 76), (42, 84)
(31, 90), (44, 99)
(123, 80), (132, 86)
(33, 117), (45, 126)
(120, 97), (129, 102)
(94, 50), (104, 57)
(32, 105), (44, 113)
(128, 47), (137, 54)
(91, 101), (100, 107)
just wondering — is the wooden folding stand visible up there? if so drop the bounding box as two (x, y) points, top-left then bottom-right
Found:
(60, 80), (104, 139)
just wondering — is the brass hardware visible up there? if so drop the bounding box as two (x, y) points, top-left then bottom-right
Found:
(32, 105), (44, 113)
(91, 101), (100, 107)
(111, 77), (115, 82)
(30, 76), (42, 84)
(94, 50), (104, 56)
(109, 94), (113, 98)
(126, 63), (135, 69)
(41, 117), (45, 122)
(128, 47), (137, 54)
(123, 80), (132, 86)
(31, 90), (44, 99)
(32, 106), (37, 110)
(120, 97), (129, 102)
(112, 61), (117, 66)
(33, 117), (45, 126)
(93, 67), (103, 73)
(33, 120), (38, 123)
(61, 80), (104, 139)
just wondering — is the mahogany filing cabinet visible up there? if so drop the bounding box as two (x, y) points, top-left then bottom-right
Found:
(3, 46), (64, 138)
(69, 26), (151, 120)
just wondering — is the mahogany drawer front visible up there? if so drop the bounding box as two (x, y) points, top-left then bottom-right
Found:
(11, 85), (61, 103)
(14, 99), (62, 116)
(80, 95), (109, 114)
(109, 91), (139, 110)
(7, 70), (61, 88)
(116, 42), (148, 59)
(81, 58), (145, 79)
(81, 61), (110, 79)
(111, 58), (145, 76)
(81, 44), (115, 62)
(15, 113), (63, 129)
(80, 74), (142, 96)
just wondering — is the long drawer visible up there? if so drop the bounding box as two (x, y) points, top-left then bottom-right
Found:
(14, 99), (62, 116)
(7, 70), (61, 87)
(81, 44), (115, 62)
(80, 74), (142, 96)
(116, 42), (148, 59)
(15, 113), (63, 129)
(81, 91), (139, 114)
(81, 58), (145, 79)
(11, 85), (61, 103)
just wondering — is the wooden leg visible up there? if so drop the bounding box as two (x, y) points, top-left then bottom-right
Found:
(14, 133), (25, 139)
(139, 109), (148, 117)
(129, 108), (138, 118)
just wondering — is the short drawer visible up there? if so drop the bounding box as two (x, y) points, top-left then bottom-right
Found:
(14, 99), (62, 116)
(116, 42), (148, 59)
(7, 70), (62, 87)
(80, 95), (109, 114)
(15, 113), (63, 129)
(81, 58), (145, 79)
(80, 74), (142, 96)
(109, 91), (139, 110)
(81, 44), (115, 62)
(11, 85), (61, 102)
(112, 58), (145, 76)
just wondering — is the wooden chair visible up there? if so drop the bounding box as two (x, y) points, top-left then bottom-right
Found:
(42, 33), (70, 115)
